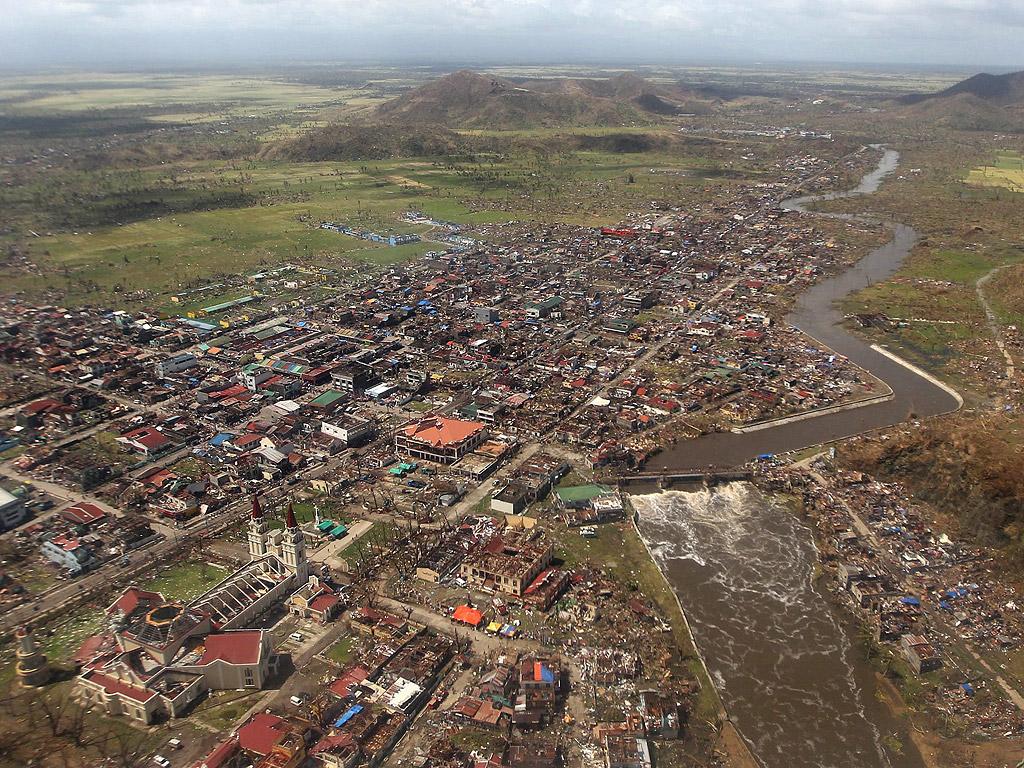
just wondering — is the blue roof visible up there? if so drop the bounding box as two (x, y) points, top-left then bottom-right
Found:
(210, 433), (235, 447)
(333, 704), (363, 727)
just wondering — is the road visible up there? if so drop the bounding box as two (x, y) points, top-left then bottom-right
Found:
(975, 265), (1016, 387)
(0, 490), (254, 634)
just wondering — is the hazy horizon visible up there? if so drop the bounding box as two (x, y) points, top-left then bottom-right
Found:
(0, 0), (1020, 71)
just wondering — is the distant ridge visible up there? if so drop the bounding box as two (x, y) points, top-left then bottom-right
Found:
(374, 70), (713, 129)
(893, 70), (1024, 131)
(898, 70), (1024, 107)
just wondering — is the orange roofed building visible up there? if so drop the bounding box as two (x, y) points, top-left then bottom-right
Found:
(395, 416), (486, 464)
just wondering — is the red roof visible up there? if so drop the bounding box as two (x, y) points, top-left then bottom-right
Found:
(60, 502), (108, 526)
(311, 733), (357, 755)
(194, 736), (239, 768)
(452, 605), (483, 626)
(401, 417), (484, 448)
(212, 384), (247, 400)
(120, 426), (171, 449)
(329, 665), (369, 697)
(82, 670), (157, 703)
(198, 631), (264, 666)
(108, 586), (165, 616)
(23, 398), (66, 414)
(73, 633), (115, 666)
(310, 594), (341, 613)
(236, 712), (287, 755)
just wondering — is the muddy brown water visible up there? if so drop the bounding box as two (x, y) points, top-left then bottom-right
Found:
(633, 148), (946, 767)
(656, 146), (960, 471)
(634, 484), (925, 768)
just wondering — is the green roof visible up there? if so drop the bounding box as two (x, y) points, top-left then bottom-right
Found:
(526, 296), (565, 311)
(555, 484), (611, 504)
(309, 389), (347, 407)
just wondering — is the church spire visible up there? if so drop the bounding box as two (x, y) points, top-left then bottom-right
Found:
(286, 502), (298, 529)
(248, 494), (269, 560)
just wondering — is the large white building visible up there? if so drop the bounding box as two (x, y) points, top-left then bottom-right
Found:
(74, 496), (313, 725)
(0, 488), (27, 531)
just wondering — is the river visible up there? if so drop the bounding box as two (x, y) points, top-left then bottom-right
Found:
(633, 485), (924, 768)
(632, 149), (944, 766)
(655, 146), (961, 471)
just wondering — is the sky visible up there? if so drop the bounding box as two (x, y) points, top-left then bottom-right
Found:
(0, 0), (1020, 69)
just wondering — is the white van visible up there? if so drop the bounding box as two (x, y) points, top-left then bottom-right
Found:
(290, 695), (304, 707)
(289, 632), (304, 642)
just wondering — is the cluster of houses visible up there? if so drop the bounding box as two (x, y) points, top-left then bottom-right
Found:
(763, 462), (1024, 737)
(9, 499), (158, 579)
(0, 149), (902, 767)
(0, 168), (876, 506)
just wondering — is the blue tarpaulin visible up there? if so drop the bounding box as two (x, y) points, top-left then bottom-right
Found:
(333, 704), (363, 728)
(901, 597), (920, 605)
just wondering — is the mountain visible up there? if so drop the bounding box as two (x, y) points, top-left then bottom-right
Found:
(892, 71), (1024, 131)
(373, 70), (711, 129)
(898, 70), (1024, 107)
(899, 92), (1017, 131)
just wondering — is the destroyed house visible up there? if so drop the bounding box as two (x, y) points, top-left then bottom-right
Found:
(460, 531), (553, 597)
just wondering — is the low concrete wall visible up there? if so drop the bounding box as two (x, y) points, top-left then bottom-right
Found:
(869, 343), (964, 408)
(731, 391), (895, 434)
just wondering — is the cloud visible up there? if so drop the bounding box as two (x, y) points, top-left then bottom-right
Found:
(0, 0), (1020, 66)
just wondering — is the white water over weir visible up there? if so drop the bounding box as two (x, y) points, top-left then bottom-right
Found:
(633, 485), (922, 768)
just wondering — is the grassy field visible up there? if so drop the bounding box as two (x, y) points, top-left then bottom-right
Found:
(143, 560), (230, 602)
(0, 72), (365, 120)
(325, 636), (356, 665)
(194, 688), (263, 731)
(40, 605), (106, 662)
(966, 152), (1024, 192)
(3, 147), (729, 304)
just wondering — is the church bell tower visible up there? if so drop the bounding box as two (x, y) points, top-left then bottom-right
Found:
(281, 502), (309, 583)
(247, 495), (269, 559)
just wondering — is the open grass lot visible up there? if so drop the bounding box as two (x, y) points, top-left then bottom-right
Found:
(966, 151), (1024, 192)
(194, 688), (263, 731)
(840, 279), (995, 388)
(143, 560), (230, 603)
(2, 146), (740, 305)
(40, 605), (106, 662)
(0, 72), (363, 120)
(324, 636), (355, 665)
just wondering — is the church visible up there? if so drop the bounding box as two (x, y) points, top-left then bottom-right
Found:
(73, 497), (322, 725)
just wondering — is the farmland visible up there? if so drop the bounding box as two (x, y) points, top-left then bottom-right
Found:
(1, 144), (754, 305)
